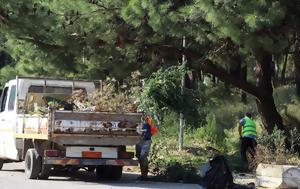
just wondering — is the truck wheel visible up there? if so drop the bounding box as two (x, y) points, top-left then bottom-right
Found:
(25, 149), (41, 179)
(38, 164), (51, 180)
(87, 166), (95, 172)
(0, 159), (3, 170)
(96, 165), (108, 180)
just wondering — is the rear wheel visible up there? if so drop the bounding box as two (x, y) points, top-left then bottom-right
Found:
(87, 166), (96, 172)
(96, 165), (123, 180)
(0, 159), (3, 170)
(25, 149), (41, 179)
(38, 163), (51, 179)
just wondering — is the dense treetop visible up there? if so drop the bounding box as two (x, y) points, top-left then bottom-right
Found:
(1, 0), (300, 131)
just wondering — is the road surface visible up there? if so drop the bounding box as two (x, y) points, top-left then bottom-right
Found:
(0, 162), (203, 189)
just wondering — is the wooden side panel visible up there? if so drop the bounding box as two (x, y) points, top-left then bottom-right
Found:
(54, 111), (142, 122)
(16, 115), (49, 140)
(53, 111), (143, 136)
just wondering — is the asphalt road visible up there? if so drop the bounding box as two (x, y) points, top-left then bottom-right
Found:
(0, 162), (203, 189)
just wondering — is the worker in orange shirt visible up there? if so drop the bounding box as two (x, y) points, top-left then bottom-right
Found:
(136, 113), (158, 180)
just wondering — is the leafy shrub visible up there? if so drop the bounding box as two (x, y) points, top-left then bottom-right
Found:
(148, 135), (203, 182)
(223, 128), (240, 153)
(138, 65), (208, 127)
(194, 101), (256, 152)
(194, 113), (219, 146)
(256, 127), (300, 166)
(146, 111), (208, 182)
(0, 65), (17, 86)
(274, 86), (300, 127)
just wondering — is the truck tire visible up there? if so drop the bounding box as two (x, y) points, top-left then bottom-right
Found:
(96, 165), (123, 180)
(38, 164), (51, 180)
(0, 159), (3, 170)
(25, 149), (41, 179)
(87, 166), (95, 172)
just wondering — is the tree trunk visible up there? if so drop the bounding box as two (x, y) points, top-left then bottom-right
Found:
(184, 71), (197, 90)
(240, 62), (247, 104)
(254, 49), (284, 133)
(296, 71), (300, 97)
(281, 53), (288, 84)
(294, 33), (300, 97)
(198, 69), (203, 81)
(200, 58), (283, 132)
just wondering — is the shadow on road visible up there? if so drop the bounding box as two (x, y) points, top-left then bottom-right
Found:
(46, 170), (201, 189)
(48, 170), (143, 183)
(0, 169), (25, 173)
(1, 164), (202, 189)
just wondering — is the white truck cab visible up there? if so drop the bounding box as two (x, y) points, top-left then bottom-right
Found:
(0, 79), (18, 160)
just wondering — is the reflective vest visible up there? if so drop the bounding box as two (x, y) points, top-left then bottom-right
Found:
(242, 116), (257, 137)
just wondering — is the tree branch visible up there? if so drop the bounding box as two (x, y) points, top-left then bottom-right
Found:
(199, 59), (264, 98)
(18, 36), (66, 51)
(0, 9), (11, 25)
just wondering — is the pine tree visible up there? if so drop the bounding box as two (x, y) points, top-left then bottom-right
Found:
(1, 0), (300, 132)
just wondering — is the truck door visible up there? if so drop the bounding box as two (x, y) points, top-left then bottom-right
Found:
(0, 85), (18, 160)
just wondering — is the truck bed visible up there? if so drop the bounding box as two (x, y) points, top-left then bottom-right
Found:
(16, 111), (143, 145)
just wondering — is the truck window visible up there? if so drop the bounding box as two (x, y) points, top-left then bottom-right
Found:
(8, 85), (16, 111)
(0, 87), (8, 112)
(28, 86), (73, 94)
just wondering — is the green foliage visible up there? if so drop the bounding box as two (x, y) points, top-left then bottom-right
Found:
(256, 127), (300, 165)
(146, 83), (300, 181)
(138, 65), (207, 126)
(190, 0), (295, 52)
(274, 86), (300, 127)
(1, 0), (299, 95)
(194, 113), (218, 145)
(148, 113), (206, 182)
(0, 0), (144, 81)
(194, 112), (240, 152)
(223, 128), (240, 153)
(0, 65), (17, 86)
(0, 0), (300, 181)
(188, 85), (259, 151)
(157, 111), (180, 138)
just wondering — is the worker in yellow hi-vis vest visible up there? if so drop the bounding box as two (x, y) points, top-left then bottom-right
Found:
(238, 112), (257, 170)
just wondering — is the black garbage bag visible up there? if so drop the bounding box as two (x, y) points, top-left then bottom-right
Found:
(201, 155), (233, 189)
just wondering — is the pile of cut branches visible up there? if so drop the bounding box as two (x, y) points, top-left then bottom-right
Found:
(70, 80), (138, 113)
